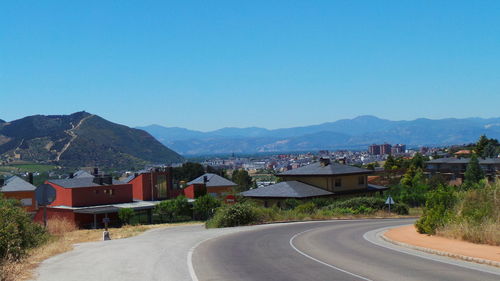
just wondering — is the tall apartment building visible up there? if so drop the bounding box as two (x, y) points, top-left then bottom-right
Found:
(368, 144), (381, 155)
(380, 144), (392, 155)
(391, 144), (406, 154)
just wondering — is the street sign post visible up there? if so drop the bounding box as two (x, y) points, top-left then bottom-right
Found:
(385, 195), (395, 214)
(35, 184), (57, 227)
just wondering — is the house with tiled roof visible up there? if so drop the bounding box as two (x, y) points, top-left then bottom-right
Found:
(0, 175), (37, 212)
(241, 158), (388, 207)
(184, 173), (237, 199)
(425, 157), (500, 182)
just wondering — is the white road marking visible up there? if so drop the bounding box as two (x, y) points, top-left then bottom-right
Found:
(289, 228), (373, 281)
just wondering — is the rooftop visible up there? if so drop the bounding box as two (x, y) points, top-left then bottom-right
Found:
(187, 173), (237, 187)
(426, 157), (500, 165)
(0, 175), (36, 192)
(48, 177), (126, 189)
(240, 181), (333, 198)
(279, 161), (372, 176)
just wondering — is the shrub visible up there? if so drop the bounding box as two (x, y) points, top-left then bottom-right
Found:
(0, 196), (47, 261)
(392, 203), (409, 215)
(155, 196), (192, 223)
(325, 197), (386, 210)
(415, 185), (456, 234)
(193, 195), (221, 220)
(294, 202), (316, 214)
(206, 203), (260, 228)
(437, 182), (500, 245)
(282, 198), (301, 210)
(329, 207), (356, 215)
(118, 208), (135, 225)
(356, 205), (375, 214)
(311, 198), (334, 208)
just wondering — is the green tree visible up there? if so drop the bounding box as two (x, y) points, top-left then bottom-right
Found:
(410, 152), (425, 169)
(384, 155), (396, 171)
(173, 162), (205, 182)
(118, 208), (134, 225)
(482, 143), (498, 158)
(416, 185), (457, 234)
(193, 194), (221, 220)
(155, 196), (192, 222)
(0, 195), (47, 261)
(463, 154), (484, 188)
(475, 135), (489, 157)
(232, 170), (253, 192)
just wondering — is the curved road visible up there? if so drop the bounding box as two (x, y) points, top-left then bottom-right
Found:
(192, 219), (500, 281)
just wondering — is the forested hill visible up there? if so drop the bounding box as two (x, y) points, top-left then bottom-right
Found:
(0, 112), (184, 169)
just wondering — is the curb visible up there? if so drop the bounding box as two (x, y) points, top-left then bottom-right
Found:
(381, 231), (500, 268)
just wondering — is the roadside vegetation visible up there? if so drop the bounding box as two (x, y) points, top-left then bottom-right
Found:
(416, 136), (500, 246)
(206, 197), (410, 228)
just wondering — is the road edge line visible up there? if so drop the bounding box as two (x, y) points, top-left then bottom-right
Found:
(289, 228), (373, 281)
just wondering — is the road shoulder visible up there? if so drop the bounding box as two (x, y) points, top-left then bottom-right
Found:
(383, 225), (500, 267)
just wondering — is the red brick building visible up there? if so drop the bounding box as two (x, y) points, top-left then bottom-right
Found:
(34, 168), (181, 228)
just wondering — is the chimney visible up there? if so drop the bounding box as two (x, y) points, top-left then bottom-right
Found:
(93, 167), (99, 176)
(203, 176), (208, 184)
(103, 174), (113, 185)
(69, 173), (74, 179)
(319, 158), (331, 167)
(93, 176), (104, 185)
(0, 178), (4, 187)
(28, 173), (34, 184)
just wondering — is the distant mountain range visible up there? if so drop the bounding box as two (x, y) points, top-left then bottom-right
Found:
(0, 112), (184, 169)
(138, 116), (500, 155)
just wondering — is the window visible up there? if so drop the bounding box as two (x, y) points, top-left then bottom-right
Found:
(20, 198), (32, 206)
(110, 189), (115, 195)
(335, 178), (342, 187)
(358, 176), (365, 185)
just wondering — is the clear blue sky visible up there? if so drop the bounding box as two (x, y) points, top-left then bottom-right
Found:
(1, 1), (499, 131)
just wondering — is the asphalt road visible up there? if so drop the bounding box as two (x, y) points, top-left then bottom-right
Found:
(192, 219), (500, 281)
(34, 219), (500, 281)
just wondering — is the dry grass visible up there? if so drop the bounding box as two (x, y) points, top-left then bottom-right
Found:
(437, 220), (500, 246)
(1, 219), (202, 281)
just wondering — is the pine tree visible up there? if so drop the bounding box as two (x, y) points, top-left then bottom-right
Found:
(463, 154), (484, 188)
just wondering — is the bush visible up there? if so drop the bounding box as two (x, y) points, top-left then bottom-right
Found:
(392, 203), (409, 215)
(325, 197), (386, 210)
(294, 202), (316, 214)
(206, 203), (260, 228)
(0, 196), (47, 261)
(155, 196), (192, 223)
(437, 182), (500, 245)
(416, 185), (457, 234)
(118, 208), (134, 225)
(311, 198), (334, 208)
(282, 198), (301, 210)
(193, 195), (221, 220)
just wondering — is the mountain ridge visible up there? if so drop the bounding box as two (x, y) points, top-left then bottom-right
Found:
(138, 115), (500, 155)
(0, 112), (184, 169)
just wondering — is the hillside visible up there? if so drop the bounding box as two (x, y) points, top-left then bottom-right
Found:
(0, 112), (184, 169)
(139, 116), (500, 155)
